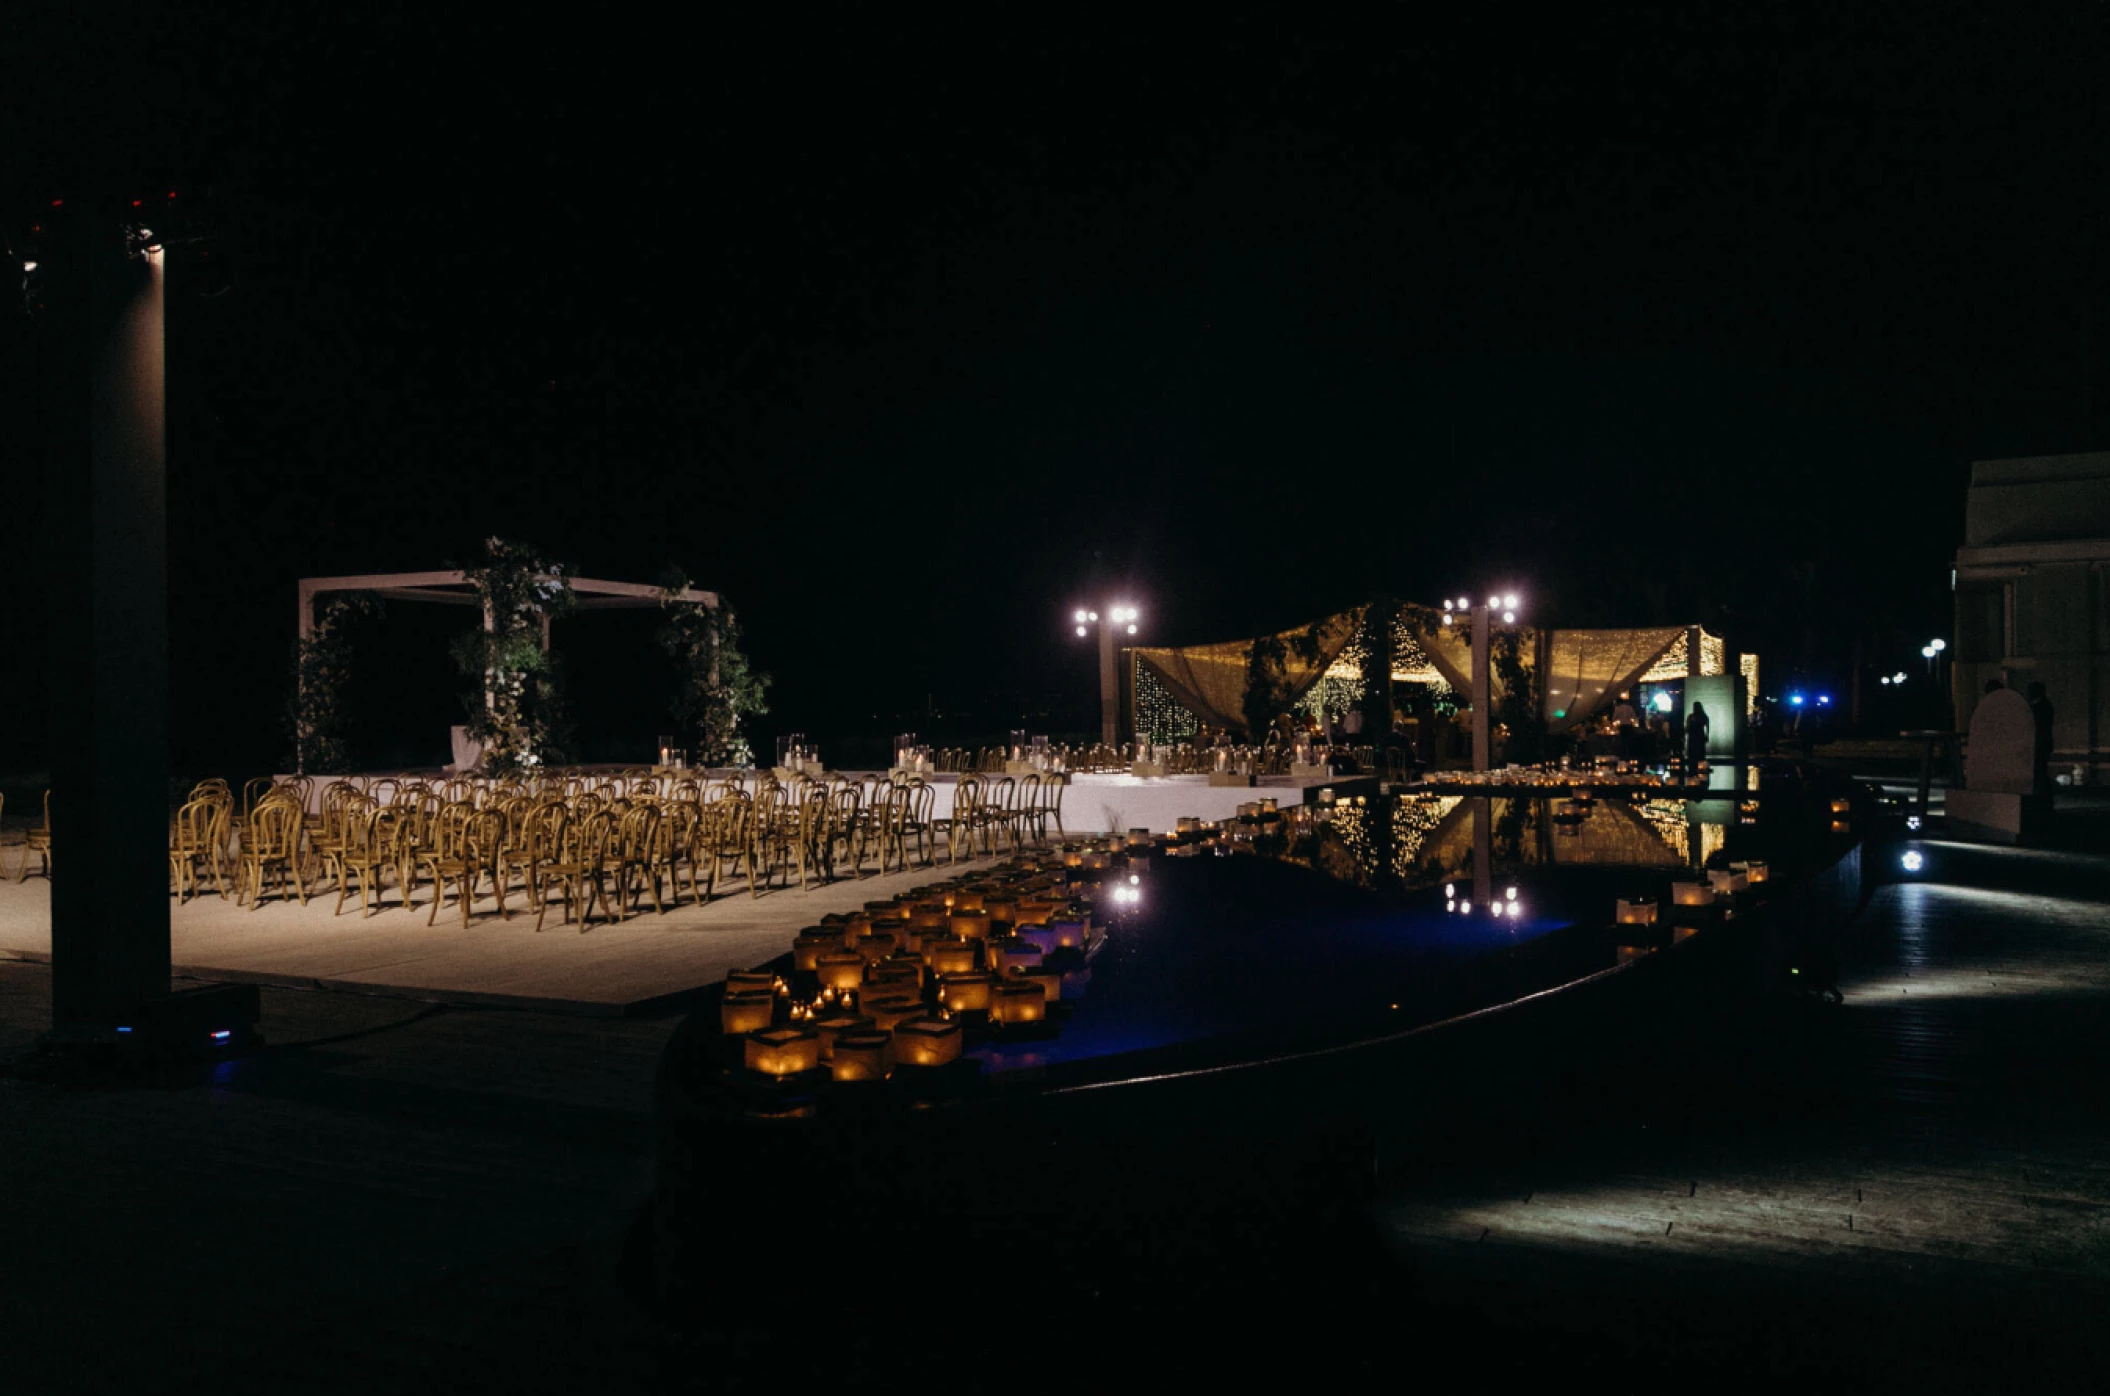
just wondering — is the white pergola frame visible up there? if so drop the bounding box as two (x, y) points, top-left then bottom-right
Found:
(294, 571), (720, 771)
(299, 570), (718, 647)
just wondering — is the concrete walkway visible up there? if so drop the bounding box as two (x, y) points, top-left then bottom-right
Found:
(1378, 837), (2110, 1388)
(0, 857), (970, 1014)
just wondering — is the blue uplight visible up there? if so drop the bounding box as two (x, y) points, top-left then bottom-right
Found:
(116, 1026), (132, 1034)
(211, 1029), (232, 1042)
(1788, 693), (1805, 707)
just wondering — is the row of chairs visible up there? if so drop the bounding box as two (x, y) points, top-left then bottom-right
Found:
(160, 767), (1072, 928)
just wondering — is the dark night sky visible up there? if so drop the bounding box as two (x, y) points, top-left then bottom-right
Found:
(4, 5), (2104, 772)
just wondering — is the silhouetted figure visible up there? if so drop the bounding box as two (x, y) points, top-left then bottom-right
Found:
(1684, 700), (1710, 772)
(2026, 681), (2055, 794)
(1984, 677), (2005, 695)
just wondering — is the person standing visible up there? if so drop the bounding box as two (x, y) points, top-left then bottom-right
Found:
(1684, 700), (1710, 772)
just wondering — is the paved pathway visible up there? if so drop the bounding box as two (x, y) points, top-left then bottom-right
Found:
(1378, 837), (2110, 1388)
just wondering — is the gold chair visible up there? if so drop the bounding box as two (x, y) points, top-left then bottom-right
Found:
(239, 800), (308, 909)
(536, 808), (610, 932)
(169, 795), (229, 903)
(334, 805), (403, 918)
(427, 806), (503, 927)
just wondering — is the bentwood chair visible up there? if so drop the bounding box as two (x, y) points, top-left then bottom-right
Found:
(169, 795), (230, 903)
(334, 805), (402, 918)
(536, 808), (610, 932)
(239, 800), (308, 909)
(932, 778), (979, 864)
(427, 807), (504, 927)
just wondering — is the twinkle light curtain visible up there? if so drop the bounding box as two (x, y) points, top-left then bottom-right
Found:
(1540, 628), (1687, 732)
(1129, 609), (1365, 735)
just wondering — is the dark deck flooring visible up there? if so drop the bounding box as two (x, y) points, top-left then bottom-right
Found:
(3, 820), (2108, 1392)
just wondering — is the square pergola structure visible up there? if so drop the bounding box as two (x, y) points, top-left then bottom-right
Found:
(299, 570), (718, 649)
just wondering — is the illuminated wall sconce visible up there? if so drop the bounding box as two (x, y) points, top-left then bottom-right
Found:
(721, 990), (777, 1035)
(814, 952), (866, 992)
(893, 1016), (964, 1067)
(860, 995), (924, 1031)
(795, 929), (847, 972)
(744, 1026), (821, 1077)
(997, 939), (1045, 973)
(811, 1013), (875, 1058)
(937, 973), (993, 1013)
(926, 940), (980, 976)
(1670, 881), (1714, 908)
(871, 960), (924, 992)
(1616, 898), (1659, 925)
(1831, 819), (1851, 835)
(1830, 797), (1852, 815)
(989, 979), (1047, 1025)
(830, 1030), (893, 1081)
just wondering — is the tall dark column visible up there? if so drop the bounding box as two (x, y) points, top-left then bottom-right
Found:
(44, 216), (171, 1030)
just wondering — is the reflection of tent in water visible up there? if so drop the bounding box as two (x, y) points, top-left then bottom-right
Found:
(1127, 602), (1753, 738)
(1383, 796), (1695, 884)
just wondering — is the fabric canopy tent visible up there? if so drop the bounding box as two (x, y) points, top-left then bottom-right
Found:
(1129, 609), (1365, 734)
(1126, 605), (1730, 737)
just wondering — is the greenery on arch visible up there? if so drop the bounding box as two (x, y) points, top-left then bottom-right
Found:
(448, 537), (577, 776)
(657, 567), (770, 768)
(286, 594), (380, 775)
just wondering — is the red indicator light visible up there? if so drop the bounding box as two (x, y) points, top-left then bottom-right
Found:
(133, 199), (143, 207)
(51, 199), (62, 208)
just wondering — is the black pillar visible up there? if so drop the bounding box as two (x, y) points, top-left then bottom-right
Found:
(44, 215), (171, 1030)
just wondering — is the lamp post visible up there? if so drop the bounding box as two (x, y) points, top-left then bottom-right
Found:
(1073, 603), (1139, 749)
(1442, 593), (1520, 772)
(1922, 637), (1945, 683)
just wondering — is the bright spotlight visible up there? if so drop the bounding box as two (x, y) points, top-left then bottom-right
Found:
(1788, 693), (1805, 707)
(1502, 611), (1515, 624)
(1444, 599), (1454, 611)
(1075, 625), (1087, 637)
(1930, 638), (1946, 652)
(1074, 609), (1087, 623)
(1922, 645), (1935, 658)
(1881, 677), (1892, 685)
(1088, 611), (1098, 622)
(1457, 597), (1471, 611)
(1441, 613), (1453, 626)
(1459, 901), (1471, 914)
(1503, 594), (1517, 610)
(1900, 849), (1924, 873)
(1817, 694), (1831, 706)
(1893, 672), (1907, 684)
(1505, 886), (1517, 900)
(1906, 815), (1922, 831)
(1126, 623), (1136, 634)
(1653, 692), (1674, 713)
(21, 260), (34, 272)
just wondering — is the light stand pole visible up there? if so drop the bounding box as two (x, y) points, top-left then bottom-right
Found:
(1443, 593), (1519, 773)
(35, 194), (256, 1052)
(1073, 604), (1139, 749)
